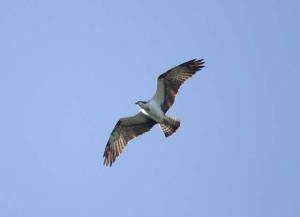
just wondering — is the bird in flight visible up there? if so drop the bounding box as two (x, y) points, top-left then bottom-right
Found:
(103, 59), (205, 166)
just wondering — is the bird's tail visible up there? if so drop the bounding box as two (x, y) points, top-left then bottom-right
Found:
(159, 115), (181, 137)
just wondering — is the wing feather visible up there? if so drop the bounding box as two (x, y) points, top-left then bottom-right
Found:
(103, 112), (156, 166)
(152, 59), (205, 112)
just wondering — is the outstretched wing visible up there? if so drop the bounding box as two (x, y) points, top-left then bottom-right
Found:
(103, 112), (157, 166)
(152, 59), (205, 113)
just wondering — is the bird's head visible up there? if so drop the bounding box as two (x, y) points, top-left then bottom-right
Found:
(135, 101), (147, 108)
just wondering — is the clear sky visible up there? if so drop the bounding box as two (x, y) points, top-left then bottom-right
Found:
(0, 1), (299, 217)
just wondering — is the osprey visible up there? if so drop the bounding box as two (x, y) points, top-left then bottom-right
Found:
(103, 59), (205, 166)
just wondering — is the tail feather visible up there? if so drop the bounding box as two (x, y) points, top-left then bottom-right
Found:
(160, 116), (181, 137)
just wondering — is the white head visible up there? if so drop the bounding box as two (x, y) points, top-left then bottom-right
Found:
(135, 101), (147, 109)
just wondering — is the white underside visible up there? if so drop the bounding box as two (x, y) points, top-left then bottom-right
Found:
(140, 99), (165, 123)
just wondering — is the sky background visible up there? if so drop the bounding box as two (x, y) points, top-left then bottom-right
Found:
(0, 0), (299, 217)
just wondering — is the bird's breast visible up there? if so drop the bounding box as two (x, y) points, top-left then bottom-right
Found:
(146, 100), (164, 122)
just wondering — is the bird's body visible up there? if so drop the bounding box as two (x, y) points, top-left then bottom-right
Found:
(137, 100), (165, 123)
(103, 59), (205, 166)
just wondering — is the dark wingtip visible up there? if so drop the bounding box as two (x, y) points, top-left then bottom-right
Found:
(185, 58), (205, 72)
(103, 143), (113, 167)
(103, 158), (113, 167)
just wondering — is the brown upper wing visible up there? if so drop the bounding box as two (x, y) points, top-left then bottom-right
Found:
(103, 112), (156, 167)
(152, 59), (205, 113)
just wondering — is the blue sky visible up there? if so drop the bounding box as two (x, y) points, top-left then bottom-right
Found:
(0, 0), (299, 216)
